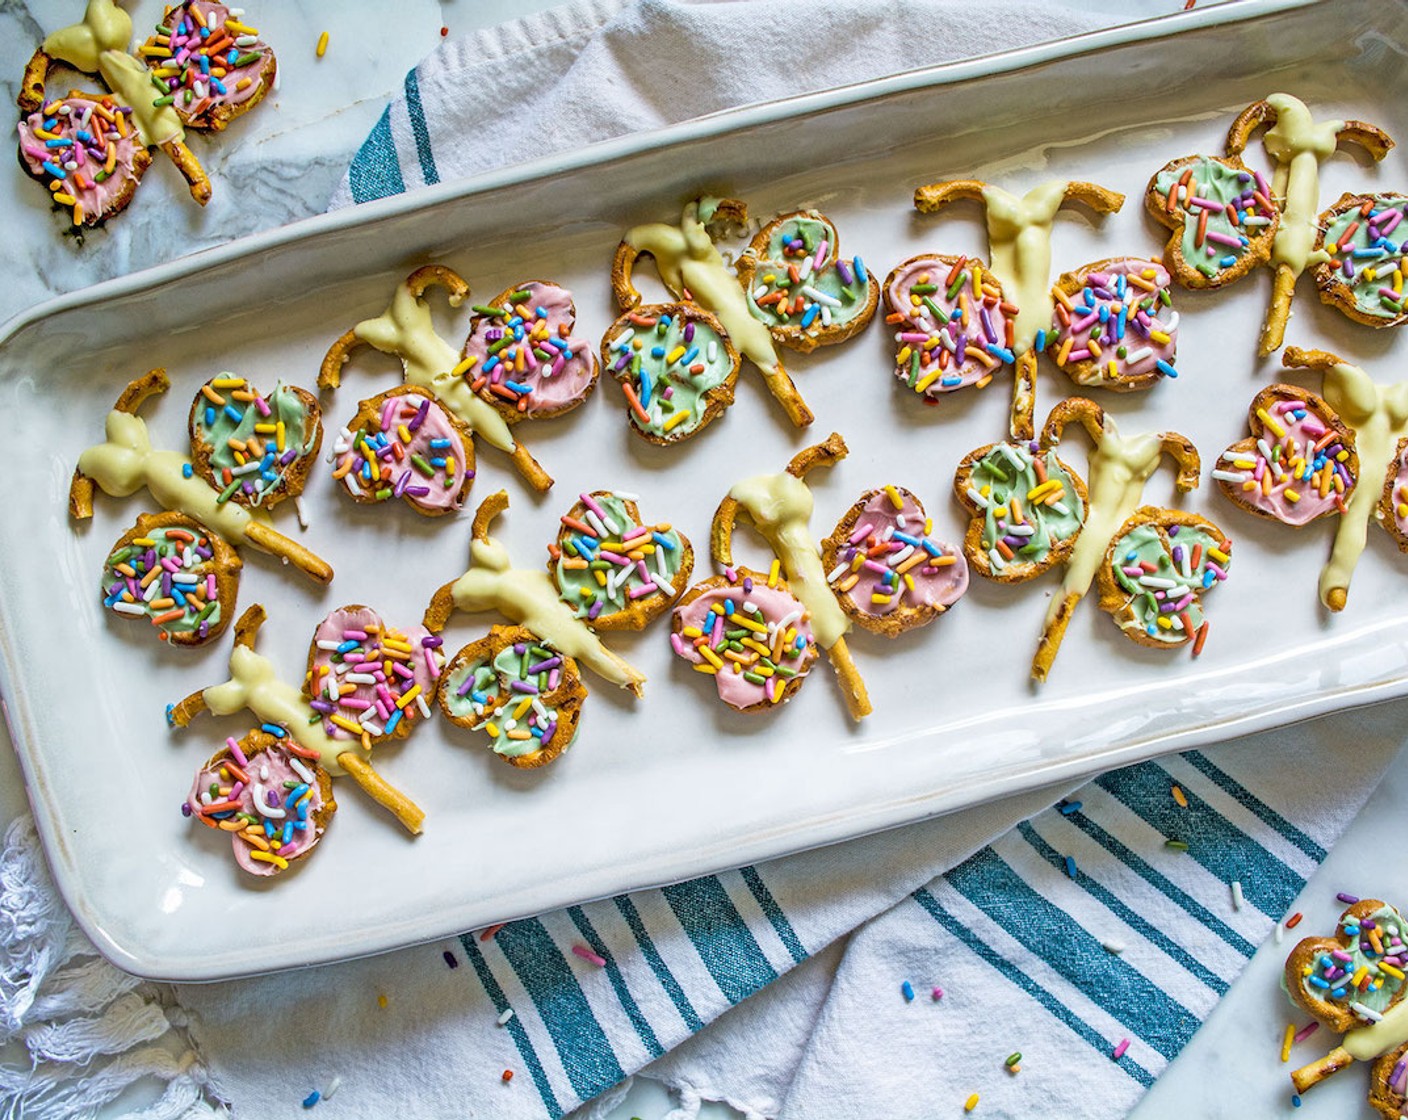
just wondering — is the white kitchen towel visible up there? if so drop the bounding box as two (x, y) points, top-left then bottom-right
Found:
(327, 0), (1120, 210)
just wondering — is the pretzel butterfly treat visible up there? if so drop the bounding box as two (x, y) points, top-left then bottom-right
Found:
(168, 606), (426, 834)
(911, 178), (1125, 440)
(1145, 153), (1279, 289)
(460, 281), (599, 421)
(1313, 193), (1408, 329)
(188, 375), (321, 510)
(1047, 258), (1180, 391)
(71, 370), (333, 585)
(1225, 94), (1393, 354)
(319, 266), (553, 492)
(438, 625), (587, 769)
(735, 210), (879, 351)
(139, 1), (276, 132)
(610, 197), (822, 431)
(820, 486), (968, 634)
(549, 490), (693, 630)
(1286, 900), (1408, 1107)
(18, 0), (213, 213)
(882, 254), (1016, 401)
(670, 568), (818, 712)
(102, 511), (241, 647)
(424, 491), (647, 695)
(185, 726), (335, 876)
(330, 388), (475, 517)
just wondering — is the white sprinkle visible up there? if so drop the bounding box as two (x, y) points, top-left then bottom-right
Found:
(1350, 1000), (1384, 1022)
(322, 1076), (342, 1100)
(801, 285), (842, 309)
(289, 757), (316, 785)
(295, 495), (310, 530)
(1274, 922), (1284, 944)
(825, 561), (849, 583)
(1102, 940), (1125, 955)
(416, 694), (431, 719)
(988, 548), (1007, 571)
(965, 487), (990, 509)
(707, 340), (718, 362)
(653, 575), (676, 597)
(752, 284), (768, 299)
(1231, 881), (1244, 911)
(111, 601), (147, 616)
(497, 1008), (515, 1026)
(612, 328), (635, 351)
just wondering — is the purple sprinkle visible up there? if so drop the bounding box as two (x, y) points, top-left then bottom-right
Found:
(1338, 892), (1361, 905)
(456, 673), (475, 697)
(180, 802), (192, 817)
(443, 950), (459, 969)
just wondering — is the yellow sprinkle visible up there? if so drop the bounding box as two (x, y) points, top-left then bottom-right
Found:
(396, 685), (422, 710)
(837, 573), (860, 593)
(1382, 963), (1406, 980)
(276, 420), (286, 452)
(1353, 966), (1369, 989)
(741, 637), (771, 657)
(663, 409), (691, 432)
(913, 369), (942, 393)
(699, 645), (724, 669)
(1284, 488), (1300, 503)
(451, 354), (478, 378)
(377, 994), (388, 1009)
(682, 626), (703, 639)
(897, 345), (913, 365)
(1281, 1023), (1295, 1063)
(1256, 407), (1287, 439)
(330, 714), (364, 735)
(768, 558), (780, 588)
(1208, 547), (1229, 564)
(965, 1094), (980, 1112)
(138, 44), (172, 57)
(1156, 616), (1173, 630)
(727, 612), (767, 635)
(693, 662), (718, 675)
(884, 484), (904, 510)
(871, 594), (892, 605)
(1172, 785), (1187, 808)
(666, 346), (686, 364)
(249, 850), (289, 869)
(1149, 329), (1171, 344)
(316, 30), (330, 57)
(52, 192), (78, 205)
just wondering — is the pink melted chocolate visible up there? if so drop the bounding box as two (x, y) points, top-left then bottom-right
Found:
(188, 744), (325, 877)
(461, 281), (596, 415)
(1053, 258), (1176, 382)
(834, 491), (968, 618)
(672, 579), (814, 711)
(308, 606), (443, 743)
(887, 255), (1014, 397)
(336, 392), (471, 513)
(1226, 395), (1352, 526)
(17, 97), (142, 221)
(153, 2), (272, 125)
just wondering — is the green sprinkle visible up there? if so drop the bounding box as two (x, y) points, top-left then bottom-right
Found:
(907, 351), (921, 387)
(1005, 1052), (1022, 1068)
(921, 296), (949, 324)
(911, 283), (938, 295)
(152, 94), (175, 107)
(471, 304), (507, 318)
(510, 290), (532, 303)
(743, 671), (766, 685)
(946, 272), (968, 300)
(1165, 839), (1189, 851)
(411, 454), (435, 478)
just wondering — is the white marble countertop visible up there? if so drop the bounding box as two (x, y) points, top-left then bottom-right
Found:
(2, 3), (1405, 1119)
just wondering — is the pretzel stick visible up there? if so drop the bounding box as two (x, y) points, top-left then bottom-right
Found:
(1291, 1046), (1354, 1094)
(243, 521), (334, 584)
(18, 49), (49, 113)
(336, 752), (424, 835)
(160, 140), (211, 205)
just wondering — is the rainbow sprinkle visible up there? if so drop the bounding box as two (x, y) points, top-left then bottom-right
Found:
(1050, 260), (1178, 385)
(1154, 156), (1278, 280)
(331, 392), (472, 513)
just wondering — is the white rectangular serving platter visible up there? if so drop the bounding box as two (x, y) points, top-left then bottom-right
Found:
(4, 0), (1408, 982)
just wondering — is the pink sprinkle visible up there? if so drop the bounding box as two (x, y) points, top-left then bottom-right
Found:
(848, 521), (875, 546)
(572, 945), (607, 968)
(1293, 1021), (1319, 1044)
(1112, 1038), (1130, 1060)
(931, 986), (944, 1001)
